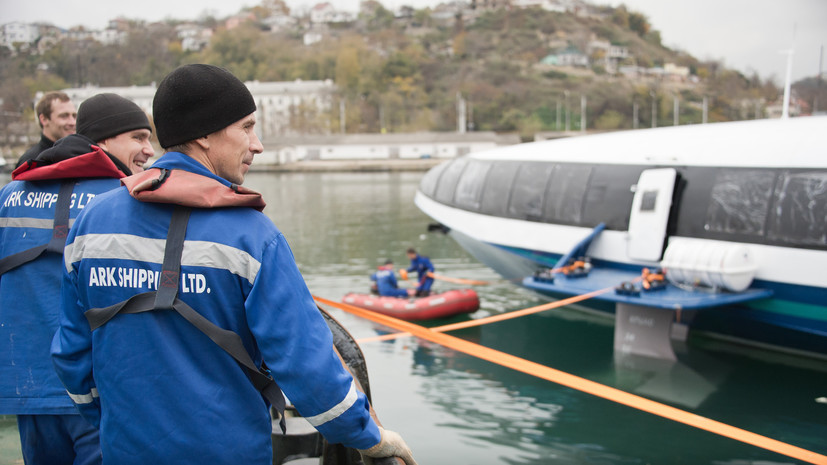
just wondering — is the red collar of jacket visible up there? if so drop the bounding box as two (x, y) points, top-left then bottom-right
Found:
(12, 146), (125, 181)
(121, 168), (266, 211)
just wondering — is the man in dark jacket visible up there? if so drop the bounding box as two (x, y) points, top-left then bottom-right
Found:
(372, 260), (414, 298)
(0, 93), (153, 465)
(15, 91), (77, 168)
(406, 248), (435, 296)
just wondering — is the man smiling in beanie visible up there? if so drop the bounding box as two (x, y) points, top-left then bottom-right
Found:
(0, 93), (153, 465)
(52, 64), (417, 464)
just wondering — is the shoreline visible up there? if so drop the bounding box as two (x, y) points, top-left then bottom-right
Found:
(249, 158), (444, 172)
(1, 158), (445, 176)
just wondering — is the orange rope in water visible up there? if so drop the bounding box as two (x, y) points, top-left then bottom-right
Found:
(427, 272), (491, 286)
(356, 283), (620, 343)
(314, 295), (827, 465)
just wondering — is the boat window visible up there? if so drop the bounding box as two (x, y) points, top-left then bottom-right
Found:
(542, 164), (591, 225)
(705, 169), (776, 236)
(434, 158), (469, 205)
(419, 159), (450, 198)
(455, 159), (492, 211)
(582, 165), (643, 230)
(479, 161), (522, 217)
(767, 170), (827, 247)
(508, 162), (555, 221)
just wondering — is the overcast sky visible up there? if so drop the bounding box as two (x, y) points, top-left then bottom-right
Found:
(2, 0), (825, 83)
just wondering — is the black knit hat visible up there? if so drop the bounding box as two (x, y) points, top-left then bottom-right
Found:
(77, 93), (151, 143)
(153, 64), (256, 149)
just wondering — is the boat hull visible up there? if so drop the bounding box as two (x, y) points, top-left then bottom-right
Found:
(342, 289), (480, 321)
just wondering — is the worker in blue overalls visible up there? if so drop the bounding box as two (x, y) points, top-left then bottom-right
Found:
(1, 93), (154, 465)
(371, 260), (414, 298)
(50, 64), (417, 465)
(405, 248), (435, 297)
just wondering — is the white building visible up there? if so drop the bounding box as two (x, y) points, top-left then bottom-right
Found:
(310, 3), (354, 24)
(1, 22), (40, 50)
(511, 0), (567, 12)
(59, 85), (157, 118)
(256, 132), (520, 165)
(57, 78), (338, 142)
(263, 14), (298, 32)
(664, 63), (690, 79)
(247, 79), (336, 139)
(176, 24), (213, 52)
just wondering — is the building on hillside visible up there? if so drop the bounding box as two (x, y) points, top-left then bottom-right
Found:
(430, 1), (468, 23)
(587, 36), (630, 72)
(59, 86), (157, 117)
(619, 65), (647, 78)
(246, 79), (336, 139)
(303, 31), (323, 45)
(176, 24), (213, 52)
(57, 79), (338, 142)
(62, 27), (127, 45)
(510, 0), (567, 12)
(225, 13), (256, 30)
(470, 0), (508, 11)
(256, 132), (520, 165)
(0, 22), (40, 51)
(540, 47), (590, 67)
(664, 63), (690, 81)
(310, 3), (354, 24)
(263, 13), (298, 32)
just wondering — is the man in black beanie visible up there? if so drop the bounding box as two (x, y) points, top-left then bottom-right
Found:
(52, 64), (418, 465)
(74, 93), (154, 174)
(1, 92), (153, 465)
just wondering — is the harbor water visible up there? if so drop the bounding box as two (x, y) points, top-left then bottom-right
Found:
(2, 170), (826, 464)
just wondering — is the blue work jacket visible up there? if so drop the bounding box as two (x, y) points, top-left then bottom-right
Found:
(51, 153), (380, 464)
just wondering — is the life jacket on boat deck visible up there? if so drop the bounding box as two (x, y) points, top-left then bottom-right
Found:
(81, 167), (286, 431)
(0, 142), (126, 276)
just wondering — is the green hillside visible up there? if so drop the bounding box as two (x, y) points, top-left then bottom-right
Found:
(1, 1), (820, 145)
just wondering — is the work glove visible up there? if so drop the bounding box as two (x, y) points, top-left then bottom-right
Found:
(358, 427), (418, 465)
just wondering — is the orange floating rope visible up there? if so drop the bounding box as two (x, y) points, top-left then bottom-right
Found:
(427, 272), (491, 286)
(314, 295), (827, 465)
(356, 280), (633, 343)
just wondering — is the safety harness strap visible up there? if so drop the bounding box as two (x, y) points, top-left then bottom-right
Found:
(83, 206), (287, 432)
(0, 181), (75, 275)
(154, 206), (189, 311)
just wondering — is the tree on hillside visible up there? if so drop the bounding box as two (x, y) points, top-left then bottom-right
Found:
(335, 38), (362, 95)
(628, 12), (650, 37)
(200, 23), (276, 80)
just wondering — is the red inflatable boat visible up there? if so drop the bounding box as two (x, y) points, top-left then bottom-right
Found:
(341, 289), (480, 321)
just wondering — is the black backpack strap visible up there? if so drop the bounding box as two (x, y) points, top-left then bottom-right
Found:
(83, 206), (287, 432)
(0, 181), (74, 275)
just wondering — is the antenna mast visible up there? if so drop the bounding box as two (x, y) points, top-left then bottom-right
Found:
(781, 25), (796, 119)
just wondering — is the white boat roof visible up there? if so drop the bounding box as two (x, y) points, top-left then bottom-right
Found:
(469, 116), (827, 169)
